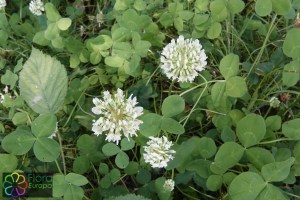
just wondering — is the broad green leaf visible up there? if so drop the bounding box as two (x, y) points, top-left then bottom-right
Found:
(1, 70), (18, 88)
(236, 113), (266, 148)
(282, 60), (300, 87)
(33, 137), (60, 162)
(257, 184), (288, 200)
(121, 138), (135, 151)
(225, 76), (248, 98)
(99, 163), (109, 175)
(229, 172), (266, 200)
(139, 113), (162, 137)
(12, 112), (28, 125)
(53, 174), (68, 197)
(2, 129), (35, 155)
(87, 35), (113, 52)
(210, 0), (228, 22)
(197, 137), (217, 159)
(44, 23), (59, 40)
(255, 0), (272, 16)
(266, 115), (282, 131)
(105, 56), (126, 68)
(186, 159), (212, 178)
(207, 22), (221, 39)
(195, 0), (209, 12)
(109, 168), (121, 183)
(159, 13), (173, 27)
(211, 82), (226, 107)
(283, 28), (300, 60)
(0, 154), (18, 172)
(133, 40), (151, 57)
(114, 0), (128, 10)
(33, 31), (49, 46)
(57, 18), (72, 31)
(161, 117), (185, 134)
(73, 156), (90, 174)
(271, 0), (291, 15)
(76, 134), (96, 154)
(65, 173), (89, 186)
(162, 95), (185, 117)
(115, 151), (129, 169)
(210, 142), (244, 174)
(31, 113), (57, 138)
(52, 36), (64, 49)
(124, 162), (139, 175)
(64, 185), (84, 200)
(19, 48), (68, 114)
(45, 3), (61, 22)
(178, 10), (194, 20)
(102, 143), (120, 156)
(111, 27), (130, 42)
(219, 54), (239, 79)
(133, 0), (146, 11)
(90, 51), (102, 65)
(206, 175), (222, 191)
(174, 17), (183, 31)
(246, 147), (275, 170)
(228, 0), (245, 14)
(261, 157), (295, 182)
(293, 141), (300, 162)
(282, 118), (300, 140)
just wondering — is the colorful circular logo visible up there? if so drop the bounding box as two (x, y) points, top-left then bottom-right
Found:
(3, 172), (28, 198)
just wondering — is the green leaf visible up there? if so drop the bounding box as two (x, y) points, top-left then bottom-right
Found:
(255, 0), (272, 16)
(210, 0), (228, 22)
(210, 142), (244, 174)
(161, 117), (185, 134)
(282, 60), (300, 87)
(293, 141), (300, 162)
(197, 137), (217, 159)
(33, 137), (60, 162)
(195, 0), (209, 12)
(227, 0), (245, 14)
(0, 154), (18, 172)
(87, 35), (113, 52)
(31, 113), (57, 138)
(64, 185), (84, 200)
(121, 138), (135, 151)
(53, 174), (68, 197)
(186, 159), (212, 178)
(114, 0), (128, 10)
(19, 48), (68, 114)
(44, 23), (59, 40)
(271, 0), (291, 15)
(229, 172), (266, 200)
(207, 22), (221, 39)
(2, 129), (35, 155)
(105, 56), (126, 68)
(125, 162), (139, 175)
(159, 13), (173, 27)
(133, 0), (146, 11)
(115, 151), (129, 169)
(45, 3), (61, 22)
(33, 31), (50, 46)
(57, 18), (72, 31)
(257, 184), (288, 200)
(162, 95), (185, 117)
(133, 40), (151, 57)
(246, 147), (275, 170)
(206, 175), (223, 191)
(73, 156), (90, 174)
(139, 113), (162, 137)
(174, 17), (183, 31)
(266, 115), (282, 131)
(102, 143), (120, 156)
(282, 118), (300, 140)
(261, 157), (295, 182)
(99, 163), (109, 175)
(236, 113), (266, 148)
(12, 112), (28, 125)
(211, 82), (226, 107)
(76, 134), (96, 154)
(225, 76), (248, 98)
(65, 173), (89, 186)
(283, 28), (300, 60)
(219, 54), (240, 79)
(1, 70), (18, 88)
(178, 10), (194, 20)
(90, 51), (102, 65)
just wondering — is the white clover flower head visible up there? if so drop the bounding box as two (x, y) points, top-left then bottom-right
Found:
(49, 123), (58, 139)
(29, 0), (44, 16)
(0, 93), (4, 104)
(0, 85), (11, 104)
(91, 89), (143, 145)
(0, 0), (6, 10)
(160, 35), (207, 83)
(163, 179), (175, 192)
(143, 136), (176, 168)
(269, 97), (280, 108)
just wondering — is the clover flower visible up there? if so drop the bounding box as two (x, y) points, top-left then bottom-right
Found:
(269, 97), (280, 108)
(0, 86), (11, 104)
(163, 179), (175, 192)
(49, 123), (58, 139)
(160, 35), (207, 82)
(0, 0), (6, 10)
(143, 136), (176, 168)
(29, 0), (44, 16)
(91, 89), (143, 144)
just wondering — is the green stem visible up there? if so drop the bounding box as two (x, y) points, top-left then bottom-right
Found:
(55, 160), (63, 174)
(259, 138), (292, 145)
(57, 132), (67, 175)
